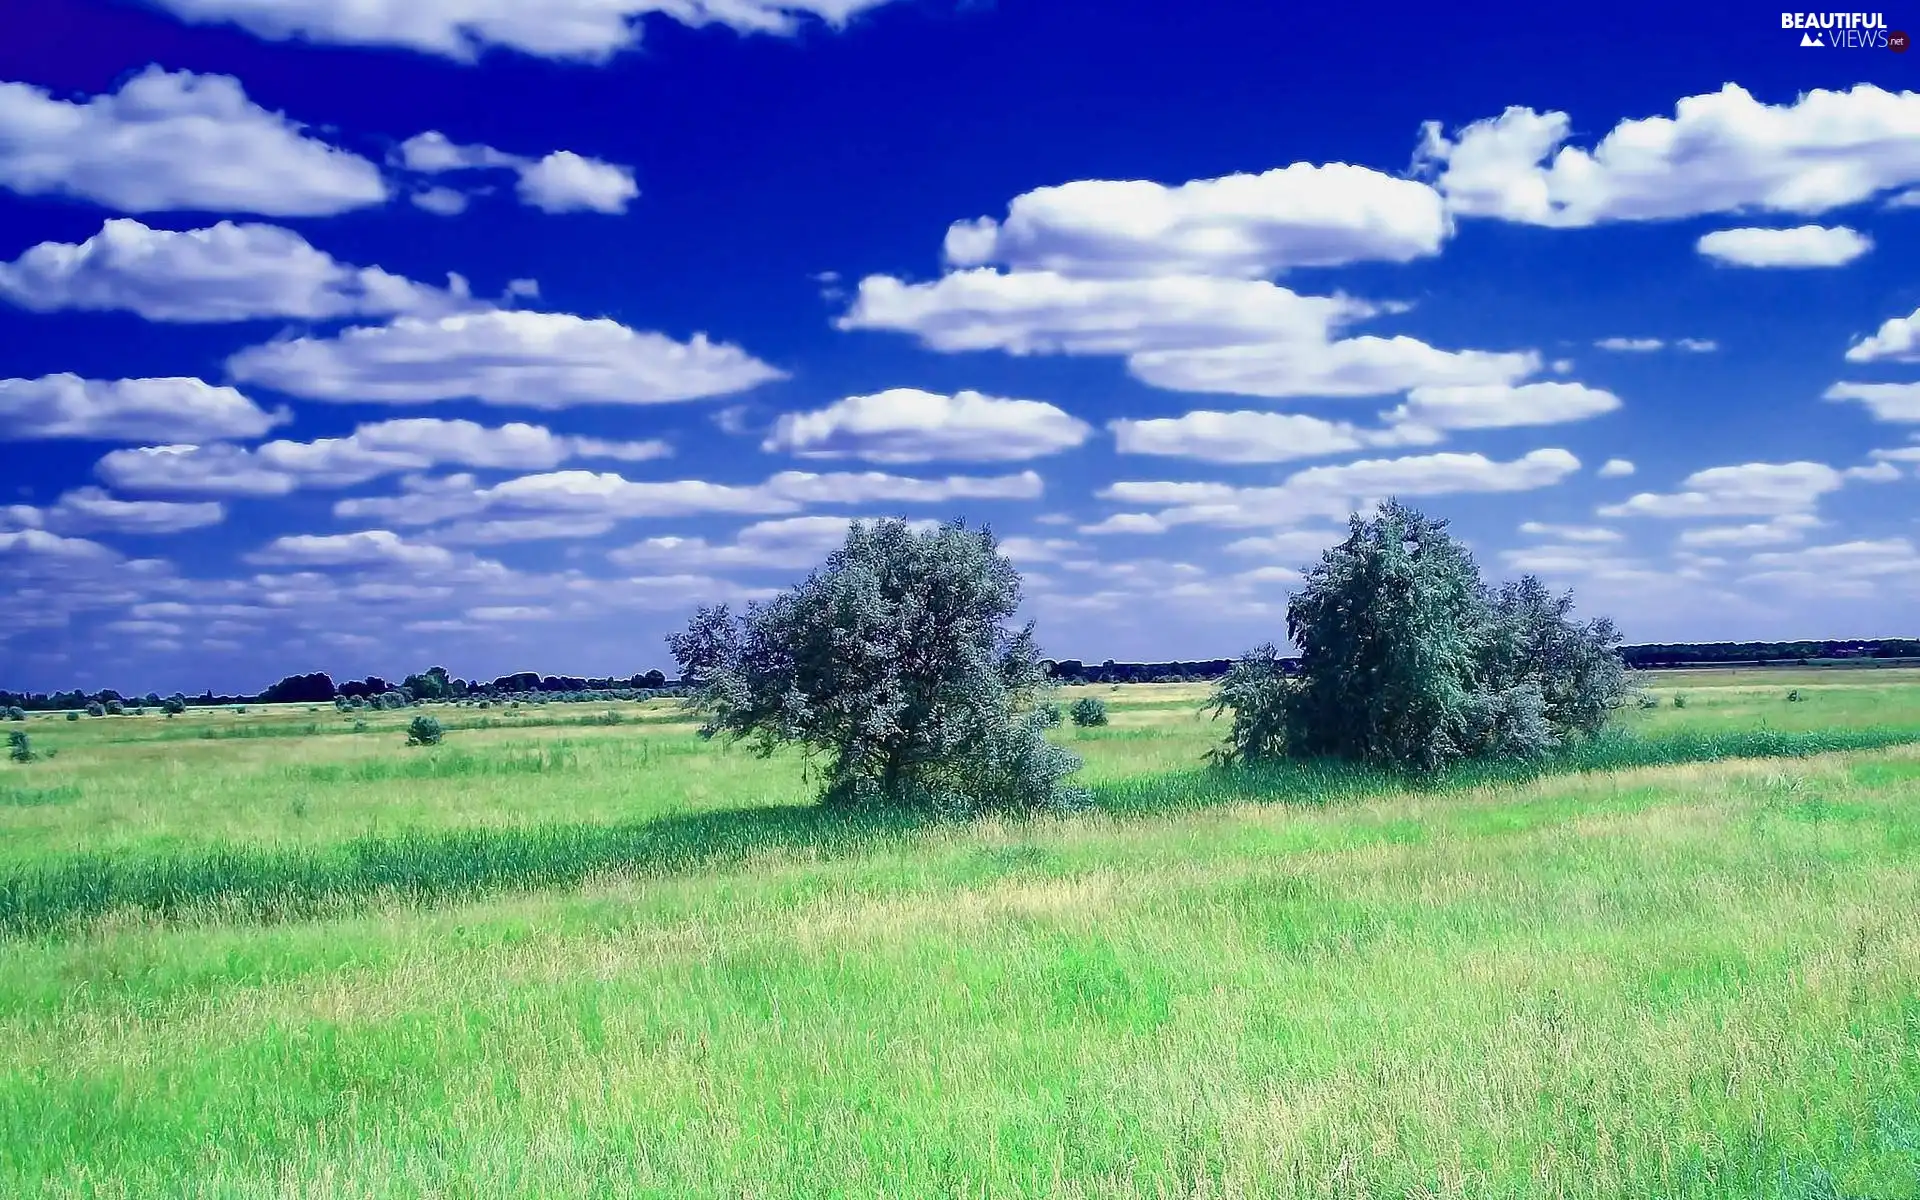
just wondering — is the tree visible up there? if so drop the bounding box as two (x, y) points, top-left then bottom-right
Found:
(669, 519), (1083, 815)
(1212, 501), (1629, 772)
(1069, 696), (1109, 727)
(7, 730), (31, 763)
(406, 714), (444, 746)
(85, 701), (105, 718)
(162, 695), (187, 716)
(402, 667), (451, 702)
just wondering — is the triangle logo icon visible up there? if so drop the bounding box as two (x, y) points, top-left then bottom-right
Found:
(1801, 31), (1824, 46)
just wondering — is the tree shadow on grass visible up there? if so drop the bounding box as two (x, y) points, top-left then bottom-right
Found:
(6, 724), (1918, 939)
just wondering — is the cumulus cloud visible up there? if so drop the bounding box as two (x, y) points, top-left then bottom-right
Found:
(1385, 381), (1620, 431)
(1596, 337), (1663, 352)
(1128, 336), (1539, 399)
(838, 269), (1371, 355)
(1092, 449), (1581, 533)
(1845, 305), (1920, 363)
(227, 310), (785, 408)
(1110, 410), (1428, 464)
(0, 66), (386, 215)
(608, 514), (938, 570)
(0, 219), (472, 322)
(395, 132), (638, 214)
(1600, 462), (1845, 519)
(1675, 513), (1823, 548)
(1, 487), (224, 535)
(764, 388), (1090, 462)
(334, 466), (1043, 527)
(1598, 458), (1636, 478)
(0, 527), (122, 563)
(1696, 225), (1872, 268)
(944, 163), (1449, 277)
(0, 375), (286, 442)
(410, 186), (470, 216)
(144, 0), (902, 62)
(1416, 84), (1920, 227)
(245, 529), (464, 568)
(1743, 539), (1920, 590)
(94, 418), (672, 495)
(1518, 521), (1622, 543)
(1823, 382), (1920, 422)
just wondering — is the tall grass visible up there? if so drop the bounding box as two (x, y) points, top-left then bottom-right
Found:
(5, 725), (1915, 939)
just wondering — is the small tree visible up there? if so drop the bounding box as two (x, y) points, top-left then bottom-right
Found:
(7, 730), (32, 763)
(406, 714), (444, 746)
(670, 519), (1082, 815)
(1069, 696), (1109, 727)
(66, 710), (81, 722)
(1212, 500), (1629, 771)
(105, 699), (125, 716)
(85, 701), (105, 718)
(162, 695), (187, 716)
(4, 706), (23, 722)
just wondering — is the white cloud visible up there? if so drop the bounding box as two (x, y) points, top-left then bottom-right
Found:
(227, 310), (785, 408)
(1599, 458), (1636, 478)
(764, 388), (1090, 462)
(1676, 338), (1718, 353)
(334, 466), (1043, 526)
(516, 151), (638, 213)
(0, 66), (386, 215)
(0, 528), (121, 563)
(1519, 521), (1622, 543)
(2, 487), (225, 535)
(608, 514), (938, 570)
(1823, 382), (1920, 422)
(1094, 449), (1581, 532)
(396, 132), (637, 214)
(1845, 461), (1902, 483)
(1596, 337), (1663, 352)
(1696, 225), (1872, 268)
(1745, 539), (1920, 585)
(96, 418), (672, 495)
(1676, 513), (1822, 548)
(0, 219), (471, 322)
(0, 375), (285, 442)
(144, 0), (902, 62)
(1128, 336), (1539, 399)
(1845, 305), (1920, 363)
(1600, 462), (1845, 518)
(1110, 409), (1426, 464)
(838, 269), (1371, 355)
(1385, 381), (1620, 431)
(245, 529), (463, 568)
(410, 187), (469, 216)
(1417, 84), (1920, 227)
(945, 163), (1449, 277)
(1223, 528), (1345, 560)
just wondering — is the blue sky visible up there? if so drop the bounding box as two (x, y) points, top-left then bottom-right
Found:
(2, 0), (1917, 693)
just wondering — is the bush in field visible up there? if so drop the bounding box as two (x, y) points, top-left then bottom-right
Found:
(1037, 701), (1063, 728)
(1786, 689), (1804, 702)
(1637, 694), (1661, 710)
(66, 710), (81, 722)
(7, 730), (32, 763)
(670, 519), (1083, 816)
(1672, 694), (1688, 709)
(1069, 696), (1109, 727)
(104, 699), (124, 716)
(162, 696), (186, 716)
(406, 714), (444, 746)
(84, 701), (105, 717)
(1211, 500), (1629, 771)
(5, 706), (23, 721)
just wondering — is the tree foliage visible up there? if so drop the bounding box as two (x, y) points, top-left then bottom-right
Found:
(406, 715), (444, 746)
(1212, 501), (1629, 771)
(1069, 697), (1109, 727)
(669, 519), (1082, 815)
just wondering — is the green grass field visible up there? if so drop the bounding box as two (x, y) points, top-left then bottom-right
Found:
(4, 670), (1920, 1197)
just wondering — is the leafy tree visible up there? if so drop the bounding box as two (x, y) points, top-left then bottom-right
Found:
(162, 695), (187, 716)
(402, 667), (451, 702)
(670, 519), (1082, 815)
(104, 700), (125, 715)
(7, 730), (32, 763)
(84, 701), (105, 718)
(4, 706), (23, 722)
(66, 711), (80, 722)
(1069, 696), (1109, 727)
(1212, 501), (1629, 771)
(406, 714), (444, 746)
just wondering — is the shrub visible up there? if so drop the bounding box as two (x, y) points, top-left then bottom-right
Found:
(7, 730), (32, 763)
(406, 715), (444, 746)
(66, 711), (80, 722)
(84, 701), (105, 718)
(1211, 501), (1628, 771)
(351, 719), (368, 733)
(1637, 694), (1661, 710)
(1786, 689), (1804, 702)
(1037, 702), (1063, 728)
(670, 518), (1083, 815)
(1672, 694), (1688, 709)
(1069, 696), (1109, 727)
(4, 706), (23, 722)
(162, 696), (187, 716)
(104, 699), (124, 716)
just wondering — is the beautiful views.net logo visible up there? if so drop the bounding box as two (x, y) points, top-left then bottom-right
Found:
(1781, 12), (1904, 48)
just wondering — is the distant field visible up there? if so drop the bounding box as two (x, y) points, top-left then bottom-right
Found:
(4, 669), (1919, 1196)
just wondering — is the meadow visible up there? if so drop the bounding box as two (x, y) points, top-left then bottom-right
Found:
(3, 668), (1919, 1197)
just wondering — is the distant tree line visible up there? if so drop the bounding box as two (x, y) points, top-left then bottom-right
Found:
(5, 638), (1916, 715)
